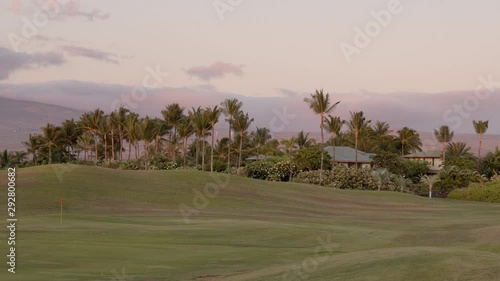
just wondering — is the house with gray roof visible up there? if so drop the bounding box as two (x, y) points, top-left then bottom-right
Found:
(402, 150), (443, 173)
(324, 146), (375, 168)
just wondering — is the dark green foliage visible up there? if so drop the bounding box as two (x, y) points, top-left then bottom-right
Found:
(372, 151), (429, 182)
(448, 181), (500, 203)
(435, 166), (481, 191)
(294, 146), (332, 171)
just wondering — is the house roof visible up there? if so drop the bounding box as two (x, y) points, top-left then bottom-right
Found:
(402, 150), (442, 158)
(245, 154), (273, 161)
(324, 146), (375, 163)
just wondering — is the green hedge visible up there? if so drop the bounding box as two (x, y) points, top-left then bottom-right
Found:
(448, 181), (500, 203)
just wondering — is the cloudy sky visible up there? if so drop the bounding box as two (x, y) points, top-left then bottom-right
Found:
(1, 0), (499, 134)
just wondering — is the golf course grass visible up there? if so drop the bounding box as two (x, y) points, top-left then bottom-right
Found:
(1, 164), (500, 280)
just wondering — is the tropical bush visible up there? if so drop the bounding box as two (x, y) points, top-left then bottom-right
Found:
(294, 146), (332, 171)
(292, 165), (399, 190)
(148, 154), (178, 170)
(448, 181), (500, 203)
(434, 166), (481, 191)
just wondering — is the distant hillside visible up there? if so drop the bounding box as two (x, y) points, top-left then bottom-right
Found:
(0, 97), (82, 151)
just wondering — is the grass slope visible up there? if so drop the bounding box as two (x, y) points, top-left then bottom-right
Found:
(1, 164), (500, 281)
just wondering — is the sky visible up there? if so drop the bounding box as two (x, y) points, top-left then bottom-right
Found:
(0, 0), (499, 134)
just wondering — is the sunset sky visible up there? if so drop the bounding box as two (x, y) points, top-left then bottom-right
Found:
(1, 0), (499, 134)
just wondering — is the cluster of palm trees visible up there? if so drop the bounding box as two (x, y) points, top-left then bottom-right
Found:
(11, 99), (263, 172)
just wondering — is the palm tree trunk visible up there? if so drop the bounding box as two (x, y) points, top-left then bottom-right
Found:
(211, 125), (215, 172)
(442, 142), (446, 163)
(94, 132), (98, 163)
(195, 138), (200, 168)
(183, 137), (187, 167)
(319, 113), (324, 185)
(355, 132), (359, 168)
(478, 133), (483, 169)
(128, 140), (132, 160)
(238, 132), (243, 168)
(111, 130), (115, 161)
(48, 146), (52, 164)
(119, 133), (123, 161)
(332, 134), (336, 170)
(227, 121), (232, 172)
(104, 134), (107, 162)
(202, 134), (206, 171)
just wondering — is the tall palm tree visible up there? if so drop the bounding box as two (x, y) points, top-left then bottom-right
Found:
(110, 106), (129, 161)
(232, 111), (254, 168)
(23, 133), (40, 165)
(161, 103), (184, 160)
(189, 107), (211, 169)
(137, 117), (157, 168)
(60, 119), (80, 160)
(347, 111), (370, 168)
(434, 125), (454, 163)
(251, 127), (272, 160)
(420, 174), (440, 199)
(80, 109), (104, 163)
(304, 89), (340, 184)
(473, 120), (489, 167)
(40, 123), (62, 164)
(0, 150), (14, 169)
(296, 131), (315, 149)
(396, 127), (423, 156)
(124, 112), (140, 160)
(221, 98), (243, 171)
(206, 105), (222, 172)
(324, 115), (344, 167)
(177, 117), (193, 167)
(77, 132), (93, 161)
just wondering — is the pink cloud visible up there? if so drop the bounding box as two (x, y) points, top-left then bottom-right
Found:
(186, 62), (244, 80)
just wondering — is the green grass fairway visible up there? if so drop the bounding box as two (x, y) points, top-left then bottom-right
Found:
(1, 165), (500, 280)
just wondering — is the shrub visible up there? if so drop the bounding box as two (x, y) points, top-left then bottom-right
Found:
(294, 146), (332, 172)
(118, 160), (145, 170)
(292, 165), (386, 190)
(246, 161), (275, 180)
(268, 159), (298, 182)
(435, 166), (481, 191)
(448, 181), (500, 203)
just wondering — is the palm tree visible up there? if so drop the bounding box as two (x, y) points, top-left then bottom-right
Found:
(395, 176), (411, 193)
(251, 127), (272, 160)
(420, 174), (441, 199)
(296, 131), (315, 149)
(324, 115), (344, 167)
(137, 117), (157, 168)
(434, 125), (454, 163)
(124, 112), (140, 160)
(473, 120), (489, 167)
(40, 123), (62, 164)
(23, 133), (40, 165)
(347, 111), (370, 168)
(232, 111), (254, 168)
(206, 105), (222, 172)
(372, 121), (395, 153)
(110, 106), (129, 161)
(177, 117), (193, 167)
(60, 119), (80, 160)
(304, 89), (340, 184)
(221, 98), (243, 171)
(446, 142), (474, 162)
(189, 107), (211, 169)
(280, 138), (298, 180)
(79, 109), (104, 163)
(77, 132), (93, 161)
(373, 170), (392, 191)
(396, 127), (423, 156)
(161, 103), (184, 160)
(0, 150), (14, 168)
